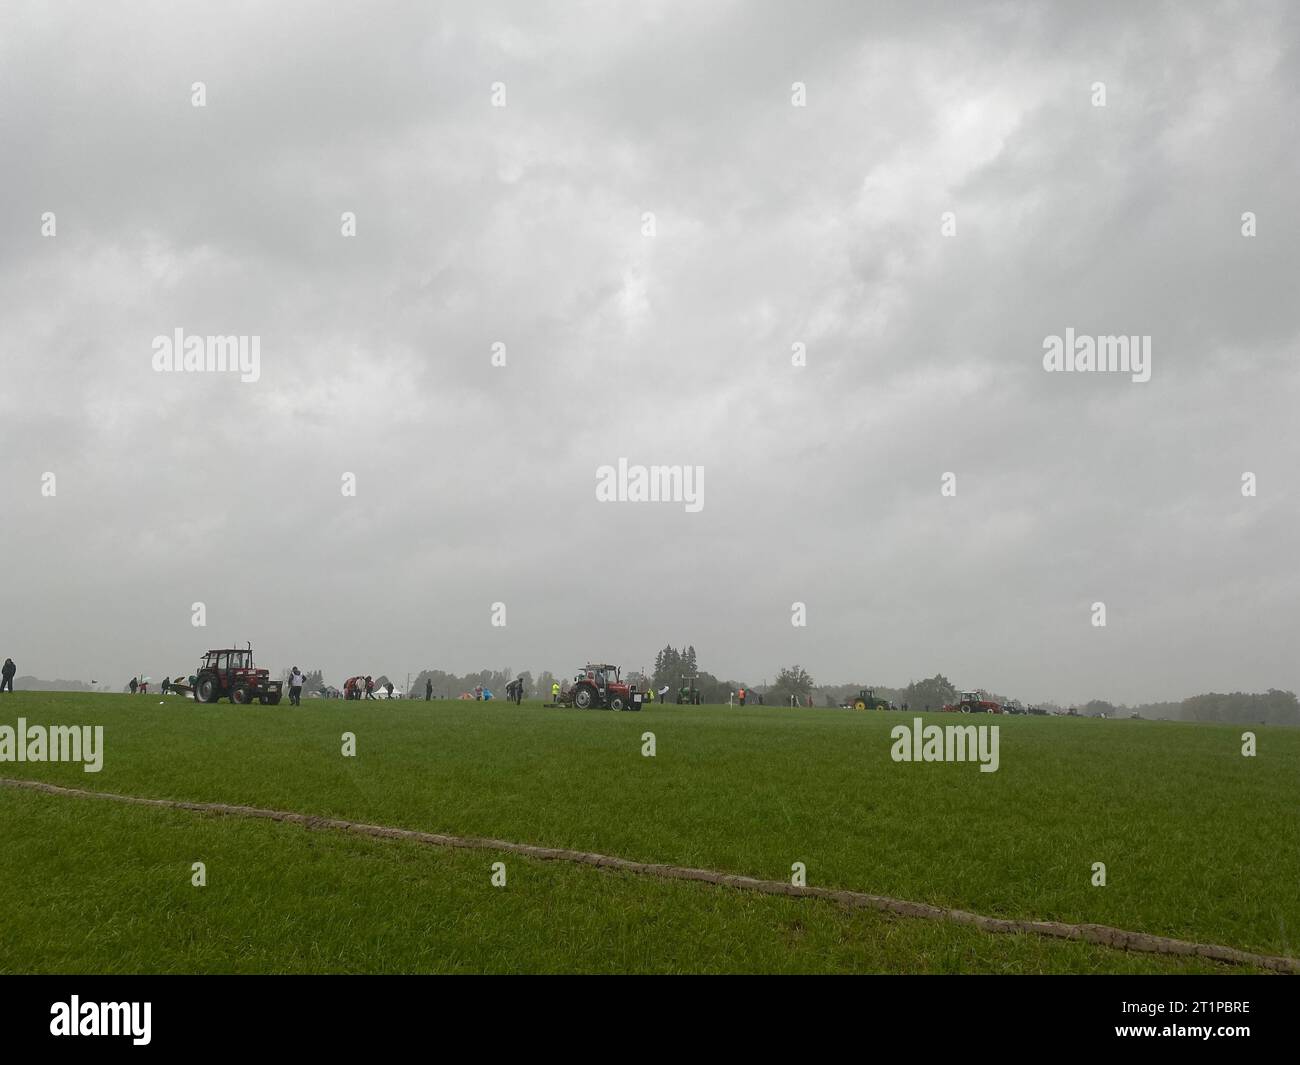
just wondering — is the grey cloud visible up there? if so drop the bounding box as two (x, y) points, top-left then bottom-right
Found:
(2, 0), (1297, 703)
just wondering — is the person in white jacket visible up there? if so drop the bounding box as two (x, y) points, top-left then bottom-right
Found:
(288, 667), (304, 706)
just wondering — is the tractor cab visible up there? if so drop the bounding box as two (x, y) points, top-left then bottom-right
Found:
(203, 648), (251, 678)
(583, 664), (620, 689)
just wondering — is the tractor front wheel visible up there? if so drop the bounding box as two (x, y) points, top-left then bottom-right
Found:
(610, 696), (625, 711)
(196, 677), (219, 704)
(231, 685), (252, 705)
(265, 693), (282, 705)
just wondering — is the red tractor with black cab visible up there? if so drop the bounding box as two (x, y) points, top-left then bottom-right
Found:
(193, 645), (284, 705)
(946, 690), (1002, 714)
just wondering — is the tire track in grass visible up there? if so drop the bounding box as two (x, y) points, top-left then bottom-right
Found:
(3, 776), (1294, 974)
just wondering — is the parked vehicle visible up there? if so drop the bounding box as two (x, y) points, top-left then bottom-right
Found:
(943, 690), (1002, 714)
(844, 688), (892, 711)
(566, 664), (643, 711)
(192, 645), (283, 705)
(676, 682), (703, 705)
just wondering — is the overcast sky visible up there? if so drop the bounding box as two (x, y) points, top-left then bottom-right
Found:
(2, 0), (1297, 704)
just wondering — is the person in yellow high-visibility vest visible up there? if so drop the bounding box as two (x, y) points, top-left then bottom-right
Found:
(551, 681), (560, 704)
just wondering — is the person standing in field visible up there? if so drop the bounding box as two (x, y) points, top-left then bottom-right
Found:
(0, 658), (15, 693)
(288, 667), (304, 706)
(365, 676), (375, 700)
(385, 681), (394, 699)
(738, 686), (747, 707)
(551, 680), (560, 704)
(425, 677), (433, 701)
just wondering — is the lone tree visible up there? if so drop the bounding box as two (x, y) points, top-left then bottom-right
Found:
(904, 674), (958, 711)
(770, 665), (813, 703)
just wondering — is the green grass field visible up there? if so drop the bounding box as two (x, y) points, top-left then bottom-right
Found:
(1, 692), (1295, 974)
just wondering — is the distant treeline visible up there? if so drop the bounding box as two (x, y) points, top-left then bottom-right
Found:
(812, 680), (1299, 726)
(406, 668), (554, 699)
(1118, 689), (1299, 726)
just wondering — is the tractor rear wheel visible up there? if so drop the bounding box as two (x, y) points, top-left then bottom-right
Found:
(196, 677), (219, 704)
(854, 699), (867, 710)
(231, 685), (252, 705)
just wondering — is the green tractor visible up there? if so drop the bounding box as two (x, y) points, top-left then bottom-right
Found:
(848, 688), (891, 711)
(676, 682), (703, 705)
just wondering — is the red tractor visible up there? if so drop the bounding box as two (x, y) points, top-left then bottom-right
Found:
(193, 646), (283, 705)
(944, 690), (1002, 714)
(567, 664), (643, 711)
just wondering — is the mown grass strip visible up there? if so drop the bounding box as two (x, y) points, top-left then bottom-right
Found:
(4, 775), (1294, 974)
